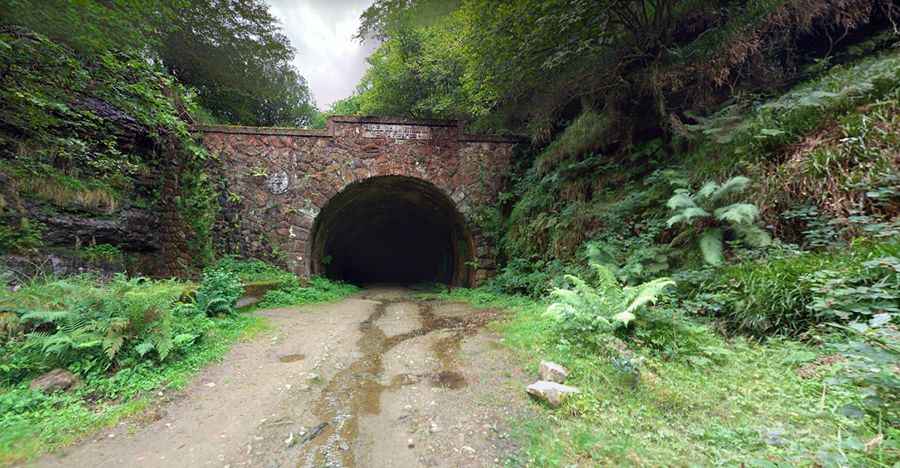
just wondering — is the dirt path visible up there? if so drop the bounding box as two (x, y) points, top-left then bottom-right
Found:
(32, 287), (534, 467)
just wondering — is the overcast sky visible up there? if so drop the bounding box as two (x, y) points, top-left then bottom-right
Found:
(265, 0), (377, 110)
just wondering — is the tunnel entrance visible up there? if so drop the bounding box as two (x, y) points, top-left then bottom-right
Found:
(309, 176), (473, 286)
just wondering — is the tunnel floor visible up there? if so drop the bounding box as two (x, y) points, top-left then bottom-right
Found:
(310, 176), (471, 286)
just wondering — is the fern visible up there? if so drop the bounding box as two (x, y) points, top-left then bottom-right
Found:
(546, 263), (675, 338)
(666, 176), (770, 265)
(714, 203), (759, 225)
(700, 229), (725, 265)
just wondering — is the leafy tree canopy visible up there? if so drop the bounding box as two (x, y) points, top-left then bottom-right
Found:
(346, 0), (897, 139)
(0, 0), (316, 127)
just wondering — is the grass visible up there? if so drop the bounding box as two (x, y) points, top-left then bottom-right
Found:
(0, 259), (358, 465)
(256, 276), (359, 309)
(0, 313), (268, 466)
(0, 160), (123, 214)
(430, 288), (898, 467)
(685, 48), (900, 181)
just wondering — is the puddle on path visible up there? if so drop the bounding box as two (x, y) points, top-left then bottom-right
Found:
(430, 370), (466, 389)
(298, 296), (480, 468)
(278, 353), (305, 363)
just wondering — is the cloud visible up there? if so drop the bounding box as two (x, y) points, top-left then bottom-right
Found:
(265, 0), (378, 109)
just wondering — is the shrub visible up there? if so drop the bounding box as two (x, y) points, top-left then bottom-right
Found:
(256, 277), (358, 309)
(545, 263), (674, 345)
(701, 240), (899, 336)
(208, 256), (294, 284)
(77, 244), (123, 264)
(194, 269), (243, 316)
(534, 111), (609, 176)
(666, 176), (771, 265)
(0, 275), (189, 383)
(829, 321), (899, 425)
(486, 257), (560, 298)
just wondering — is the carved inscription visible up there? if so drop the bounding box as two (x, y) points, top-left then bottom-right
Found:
(363, 123), (432, 140)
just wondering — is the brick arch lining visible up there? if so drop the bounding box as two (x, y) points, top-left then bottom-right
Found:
(307, 175), (475, 287)
(199, 116), (518, 286)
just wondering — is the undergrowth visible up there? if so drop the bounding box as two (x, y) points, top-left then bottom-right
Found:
(0, 257), (356, 464)
(468, 44), (900, 467)
(435, 288), (898, 466)
(257, 276), (359, 309)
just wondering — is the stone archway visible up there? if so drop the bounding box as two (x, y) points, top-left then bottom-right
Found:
(199, 116), (518, 286)
(308, 176), (474, 286)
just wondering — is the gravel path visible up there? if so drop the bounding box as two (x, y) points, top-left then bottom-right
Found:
(32, 287), (533, 468)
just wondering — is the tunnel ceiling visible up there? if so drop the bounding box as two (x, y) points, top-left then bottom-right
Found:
(310, 176), (472, 286)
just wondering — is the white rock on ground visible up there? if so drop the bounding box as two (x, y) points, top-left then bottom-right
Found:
(538, 361), (569, 383)
(526, 380), (579, 407)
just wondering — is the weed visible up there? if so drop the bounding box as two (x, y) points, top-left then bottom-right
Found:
(443, 287), (896, 466)
(256, 276), (359, 309)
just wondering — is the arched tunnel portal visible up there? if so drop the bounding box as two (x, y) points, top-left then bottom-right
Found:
(309, 176), (474, 287)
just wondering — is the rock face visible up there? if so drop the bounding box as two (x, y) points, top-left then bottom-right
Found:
(30, 369), (80, 393)
(539, 361), (569, 383)
(526, 380), (580, 407)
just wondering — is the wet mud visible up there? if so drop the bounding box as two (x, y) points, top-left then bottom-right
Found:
(298, 296), (481, 467)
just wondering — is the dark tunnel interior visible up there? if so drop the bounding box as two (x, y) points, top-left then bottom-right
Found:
(310, 176), (471, 286)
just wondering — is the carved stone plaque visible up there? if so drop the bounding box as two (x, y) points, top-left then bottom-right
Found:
(266, 170), (289, 194)
(363, 123), (431, 140)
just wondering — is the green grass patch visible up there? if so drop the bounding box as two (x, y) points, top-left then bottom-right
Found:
(685, 49), (900, 180)
(700, 239), (899, 337)
(0, 313), (267, 465)
(209, 256), (296, 285)
(436, 288), (898, 467)
(256, 276), (359, 309)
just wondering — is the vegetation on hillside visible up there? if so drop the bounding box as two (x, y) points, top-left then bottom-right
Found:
(0, 258), (355, 464)
(362, 1), (900, 465)
(342, 0), (897, 138)
(0, 0), (319, 272)
(0, 0), (317, 127)
(0, 0), (898, 465)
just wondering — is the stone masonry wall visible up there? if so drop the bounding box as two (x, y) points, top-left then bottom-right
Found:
(199, 116), (517, 286)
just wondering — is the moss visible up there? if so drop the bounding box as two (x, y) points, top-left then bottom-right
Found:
(534, 111), (609, 176)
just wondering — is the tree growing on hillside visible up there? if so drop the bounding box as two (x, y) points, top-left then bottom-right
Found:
(0, 0), (316, 127)
(158, 0), (316, 126)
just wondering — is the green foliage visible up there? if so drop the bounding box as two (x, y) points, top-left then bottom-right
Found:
(440, 287), (894, 466)
(0, 0), (177, 55)
(256, 277), (359, 309)
(534, 111), (608, 175)
(487, 258), (564, 299)
(76, 244), (123, 264)
(545, 263), (674, 344)
(829, 321), (899, 426)
(0, 219), (43, 254)
(194, 269), (243, 317)
(0, 268), (279, 463)
(1, 0), (316, 127)
(0, 311), (265, 464)
(175, 168), (218, 267)
(209, 256), (295, 284)
(0, 275), (190, 383)
(781, 204), (841, 249)
(700, 240), (900, 336)
(666, 177), (771, 265)
(352, 1), (895, 139)
(686, 49), (900, 179)
(0, 29), (199, 181)
(353, 8), (471, 119)
(816, 255), (900, 425)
